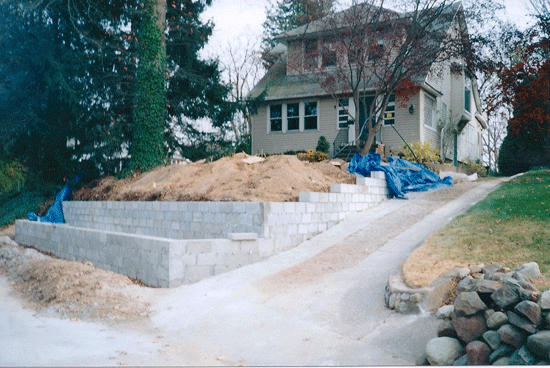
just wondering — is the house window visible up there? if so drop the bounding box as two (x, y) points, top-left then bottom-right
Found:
(304, 101), (318, 130)
(383, 94), (395, 125)
(322, 40), (336, 67)
(323, 51), (337, 67)
(304, 40), (318, 70)
(424, 94), (436, 129)
(368, 42), (384, 61)
(338, 98), (351, 129)
(270, 104), (282, 132)
(268, 101), (318, 133)
(464, 87), (471, 113)
(287, 103), (300, 131)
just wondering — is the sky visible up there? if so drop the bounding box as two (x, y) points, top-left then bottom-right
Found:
(201, 0), (536, 62)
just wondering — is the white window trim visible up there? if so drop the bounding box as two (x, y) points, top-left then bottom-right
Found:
(268, 101), (319, 133)
(423, 93), (437, 132)
(303, 100), (319, 131)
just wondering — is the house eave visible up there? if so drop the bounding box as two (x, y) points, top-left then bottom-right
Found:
(475, 112), (487, 130)
(420, 82), (443, 97)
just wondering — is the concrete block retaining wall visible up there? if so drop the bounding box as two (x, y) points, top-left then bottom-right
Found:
(15, 172), (389, 287)
(63, 201), (265, 240)
(15, 220), (263, 288)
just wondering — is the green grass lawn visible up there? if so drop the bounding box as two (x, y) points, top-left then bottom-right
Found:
(404, 169), (550, 288)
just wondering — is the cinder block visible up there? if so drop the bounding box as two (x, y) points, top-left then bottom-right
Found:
(318, 193), (329, 202)
(299, 192), (319, 202)
(298, 224), (308, 235)
(267, 202), (285, 214)
(239, 240), (259, 253)
(371, 171), (385, 180)
(228, 233), (258, 241)
(331, 184), (344, 193)
(283, 202), (296, 213)
(196, 252), (221, 266)
(233, 202), (246, 214)
(186, 240), (212, 254)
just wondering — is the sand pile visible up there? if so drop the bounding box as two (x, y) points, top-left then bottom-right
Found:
(74, 153), (355, 202)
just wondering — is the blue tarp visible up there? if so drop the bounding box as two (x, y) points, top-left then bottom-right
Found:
(28, 176), (81, 223)
(348, 153), (453, 199)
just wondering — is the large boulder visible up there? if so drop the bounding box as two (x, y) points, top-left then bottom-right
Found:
(514, 300), (542, 326)
(508, 310), (537, 334)
(486, 311), (508, 330)
(497, 323), (527, 348)
(435, 305), (454, 320)
(526, 331), (550, 359)
(489, 344), (515, 363)
(451, 312), (487, 343)
(473, 279), (503, 294)
(465, 340), (491, 365)
(516, 262), (541, 280)
(482, 330), (501, 350)
(491, 285), (520, 309)
(538, 290), (550, 310)
(425, 337), (464, 366)
(483, 264), (505, 275)
(508, 345), (536, 365)
(437, 319), (457, 338)
(453, 292), (488, 317)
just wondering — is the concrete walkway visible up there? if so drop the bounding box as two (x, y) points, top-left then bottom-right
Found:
(0, 179), (506, 366)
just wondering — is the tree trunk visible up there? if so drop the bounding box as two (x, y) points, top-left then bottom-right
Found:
(129, 0), (167, 173)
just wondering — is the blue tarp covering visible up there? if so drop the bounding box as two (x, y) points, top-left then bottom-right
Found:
(28, 176), (81, 223)
(348, 153), (453, 199)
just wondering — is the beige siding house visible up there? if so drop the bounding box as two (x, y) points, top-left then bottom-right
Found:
(248, 2), (486, 163)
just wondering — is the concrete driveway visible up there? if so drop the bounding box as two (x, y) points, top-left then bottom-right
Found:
(0, 179), (505, 366)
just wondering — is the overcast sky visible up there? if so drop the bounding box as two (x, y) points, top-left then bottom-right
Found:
(201, 0), (536, 61)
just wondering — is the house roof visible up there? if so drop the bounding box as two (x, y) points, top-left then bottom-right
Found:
(249, 1), (465, 102)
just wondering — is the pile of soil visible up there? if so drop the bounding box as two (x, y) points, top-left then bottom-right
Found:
(73, 153), (355, 202)
(0, 236), (152, 324)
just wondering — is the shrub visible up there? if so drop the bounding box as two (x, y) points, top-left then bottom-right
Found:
(0, 159), (26, 194)
(464, 159), (487, 177)
(402, 141), (439, 163)
(297, 149), (328, 162)
(316, 136), (330, 154)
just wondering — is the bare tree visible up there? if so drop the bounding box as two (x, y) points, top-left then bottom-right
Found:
(282, 0), (464, 155)
(219, 37), (265, 142)
(220, 38), (265, 141)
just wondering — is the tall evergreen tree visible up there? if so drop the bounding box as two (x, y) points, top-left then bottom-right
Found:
(0, 0), (233, 179)
(261, 0), (334, 67)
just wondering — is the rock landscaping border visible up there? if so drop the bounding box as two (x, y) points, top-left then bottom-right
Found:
(418, 262), (550, 365)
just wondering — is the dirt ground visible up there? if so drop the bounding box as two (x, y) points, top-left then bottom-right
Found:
(0, 233), (153, 325)
(73, 153), (355, 202)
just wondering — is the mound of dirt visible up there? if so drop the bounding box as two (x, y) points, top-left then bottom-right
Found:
(0, 236), (151, 324)
(74, 153), (355, 202)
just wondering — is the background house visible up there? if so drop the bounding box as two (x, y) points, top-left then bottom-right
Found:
(248, 2), (486, 164)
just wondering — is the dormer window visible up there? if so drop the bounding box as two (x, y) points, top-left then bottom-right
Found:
(322, 40), (337, 67)
(304, 40), (318, 70)
(368, 41), (384, 61)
